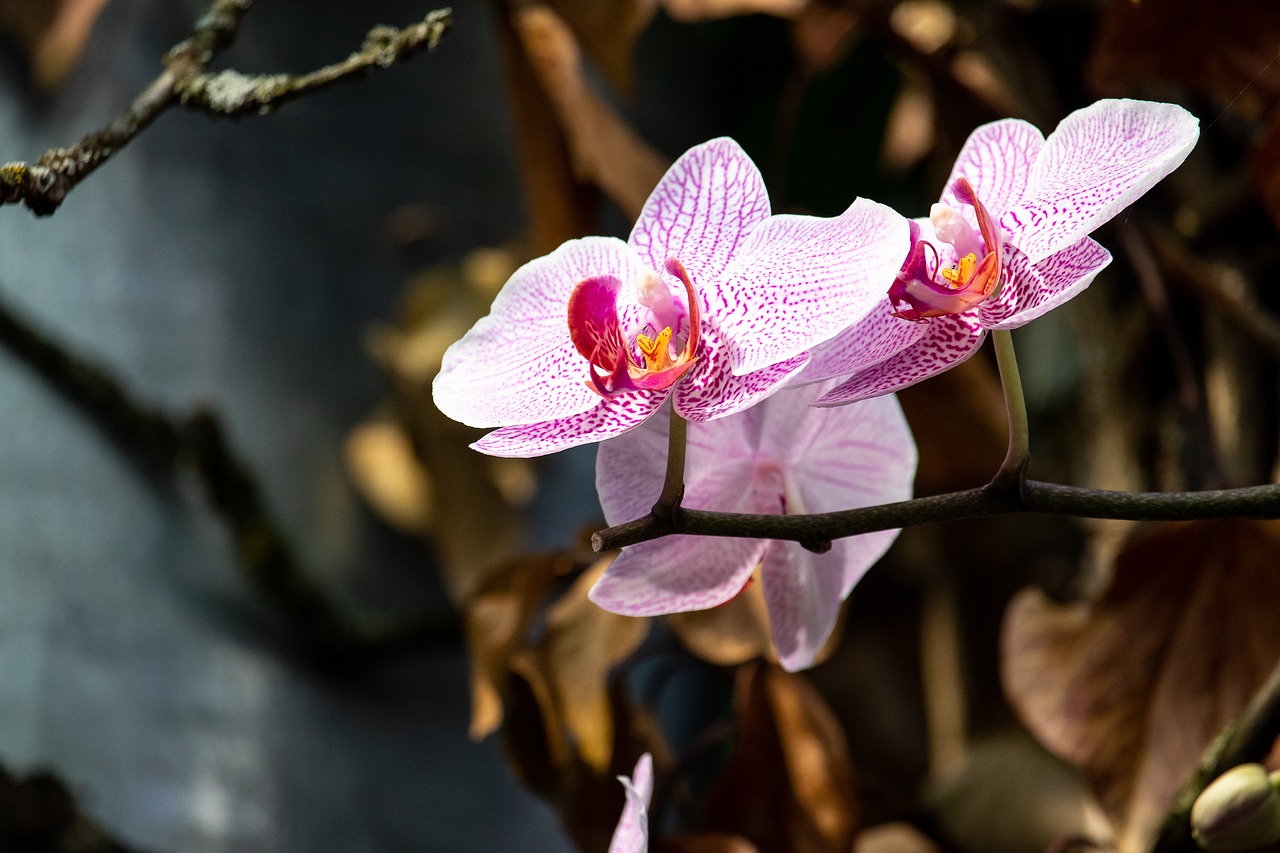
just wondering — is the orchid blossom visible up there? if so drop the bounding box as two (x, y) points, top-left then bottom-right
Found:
(608, 754), (653, 853)
(590, 381), (916, 672)
(801, 98), (1200, 406)
(432, 138), (908, 456)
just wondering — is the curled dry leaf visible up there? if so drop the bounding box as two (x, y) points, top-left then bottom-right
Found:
(666, 569), (775, 667)
(537, 558), (651, 771)
(513, 5), (669, 222)
(853, 822), (941, 853)
(1002, 520), (1280, 853)
(540, 0), (655, 92)
(0, 0), (111, 91)
(343, 419), (433, 535)
(663, 0), (809, 23)
(704, 662), (858, 853)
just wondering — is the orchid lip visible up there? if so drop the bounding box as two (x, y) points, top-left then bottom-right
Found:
(889, 176), (1004, 321)
(566, 258), (702, 397)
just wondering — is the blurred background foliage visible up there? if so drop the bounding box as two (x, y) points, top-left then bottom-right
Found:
(0, 0), (1279, 852)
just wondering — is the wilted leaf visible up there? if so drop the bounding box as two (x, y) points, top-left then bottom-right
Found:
(704, 662), (858, 853)
(0, 0), (110, 92)
(1002, 520), (1280, 853)
(537, 558), (651, 771)
(854, 823), (941, 853)
(667, 571), (774, 666)
(663, 0), (808, 23)
(497, 3), (600, 254)
(514, 5), (669, 221)
(541, 0), (655, 92)
(926, 732), (1113, 853)
(1088, 0), (1280, 119)
(344, 419), (433, 535)
(464, 554), (571, 741)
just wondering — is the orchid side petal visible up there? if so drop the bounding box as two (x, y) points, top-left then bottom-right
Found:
(1002, 99), (1199, 264)
(671, 323), (809, 422)
(590, 534), (769, 617)
(713, 199), (912, 376)
(608, 754), (652, 853)
(433, 237), (646, 428)
(814, 312), (987, 406)
(980, 238), (1112, 330)
(941, 118), (1045, 218)
(473, 390), (666, 457)
(630, 137), (770, 287)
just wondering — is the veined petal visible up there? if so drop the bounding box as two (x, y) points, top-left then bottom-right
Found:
(630, 137), (771, 287)
(671, 323), (810, 422)
(941, 118), (1045, 218)
(1001, 99), (1199, 264)
(761, 541), (851, 672)
(608, 754), (652, 853)
(814, 312), (986, 406)
(472, 390), (666, 457)
(434, 237), (647, 428)
(714, 199), (912, 376)
(800, 300), (929, 385)
(980, 238), (1112, 330)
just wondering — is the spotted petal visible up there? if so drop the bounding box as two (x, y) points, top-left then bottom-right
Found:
(673, 322), (810, 422)
(630, 137), (771, 289)
(714, 199), (912, 376)
(980, 238), (1112, 330)
(941, 118), (1045, 219)
(433, 237), (646, 428)
(1001, 99), (1198, 264)
(608, 754), (652, 853)
(814, 312), (986, 406)
(473, 390), (666, 457)
(592, 405), (769, 615)
(799, 298), (929, 386)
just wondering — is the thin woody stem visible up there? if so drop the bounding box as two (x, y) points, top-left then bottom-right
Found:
(653, 405), (688, 518)
(991, 328), (1030, 489)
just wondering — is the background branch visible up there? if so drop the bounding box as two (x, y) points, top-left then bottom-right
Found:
(0, 1), (451, 215)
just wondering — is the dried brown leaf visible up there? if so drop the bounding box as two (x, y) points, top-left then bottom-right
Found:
(540, 0), (655, 93)
(343, 419), (433, 535)
(0, 0), (110, 91)
(854, 823), (941, 853)
(514, 5), (669, 222)
(704, 662), (858, 853)
(1002, 520), (1280, 853)
(657, 834), (761, 853)
(667, 571), (774, 666)
(540, 558), (651, 771)
(1088, 0), (1280, 118)
(464, 554), (570, 741)
(663, 0), (808, 23)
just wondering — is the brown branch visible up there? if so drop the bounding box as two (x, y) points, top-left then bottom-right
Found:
(0, 1), (452, 216)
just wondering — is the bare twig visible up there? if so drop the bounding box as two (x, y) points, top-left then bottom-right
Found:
(0, 1), (452, 216)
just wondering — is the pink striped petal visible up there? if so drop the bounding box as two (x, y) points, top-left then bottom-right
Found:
(980, 238), (1112, 330)
(714, 199), (912, 376)
(1001, 99), (1198, 264)
(608, 754), (652, 853)
(799, 299), (929, 385)
(814, 312), (986, 406)
(672, 323), (810, 422)
(433, 237), (646, 428)
(941, 118), (1045, 219)
(630, 138), (770, 288)
(472, 390), (666, 457)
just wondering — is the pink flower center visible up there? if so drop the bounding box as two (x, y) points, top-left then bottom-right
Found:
(566, 258), (702, 397)
(888, 177), (1004, 321)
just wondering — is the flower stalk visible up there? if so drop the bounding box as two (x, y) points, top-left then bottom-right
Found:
(991, 328), (1030, 491)
(653, 405), (687, 519)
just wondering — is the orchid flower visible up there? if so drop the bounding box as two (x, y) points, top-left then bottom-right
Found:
(432, 138), (909, 456)
(590, 381), (916, 672)
(800, 98), (1200, 406)
(608, 754), (653, 853)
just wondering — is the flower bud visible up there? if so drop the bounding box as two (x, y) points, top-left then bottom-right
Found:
(1190, 763), (1280, 851)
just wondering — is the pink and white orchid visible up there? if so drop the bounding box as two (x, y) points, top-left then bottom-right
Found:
(802, 98), (1200, 406)
(590, 382), (916, 672)
(432, 138), (909, 456)
(608, 754), (653, 853)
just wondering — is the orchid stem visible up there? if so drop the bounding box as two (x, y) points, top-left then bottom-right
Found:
(653, 405), (687, 520)
(991, 328), (1030, 490)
